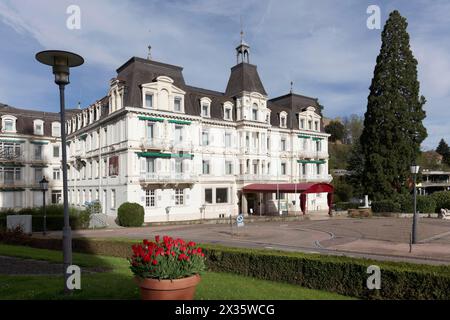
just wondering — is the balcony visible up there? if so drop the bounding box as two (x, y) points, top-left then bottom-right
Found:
(141, 138), (193, 152)
(0, 180), (26, 189)
(298, 175), (332, 182)
(298, 150), (328, 159)
(140, 172), (198, 184)
(237, 174), (287, 182)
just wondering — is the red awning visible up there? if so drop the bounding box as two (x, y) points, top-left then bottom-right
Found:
(242, 182), (334, 194)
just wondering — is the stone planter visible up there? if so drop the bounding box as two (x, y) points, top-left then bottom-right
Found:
(135, 274), (201, 300)
(348, 208), (372, 218)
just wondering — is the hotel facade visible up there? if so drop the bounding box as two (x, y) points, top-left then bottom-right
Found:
(1, 40), (332, 222)
(65, 40), (332, 222)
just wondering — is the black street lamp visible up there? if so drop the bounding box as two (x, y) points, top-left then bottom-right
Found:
(410, 164), (420, 244)
(36, 50), (84, 293)
(39, 176), (49, 236)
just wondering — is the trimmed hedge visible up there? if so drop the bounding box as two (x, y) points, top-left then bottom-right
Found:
(431, 191), (450, 212)
(334, 202), (359, 211)
(0, 205), (90, 231)
(371, 200), (401, 213)
(417, 196), (436, 213)
(1, 235), (450, 299)
(117, 202), (144, 227)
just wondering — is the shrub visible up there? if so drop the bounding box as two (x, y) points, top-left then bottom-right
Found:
(431, 191), (450, 212)
(417, 196), (436, 213)
(396, 194), (413, 213)
(371, 200), (401, 213)
(334, 202), (359, 211)
(129, 236), (206, 279)
(117, 202), (144, 227)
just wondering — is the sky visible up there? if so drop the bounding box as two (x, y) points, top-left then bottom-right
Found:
(0, 0), (449, 150)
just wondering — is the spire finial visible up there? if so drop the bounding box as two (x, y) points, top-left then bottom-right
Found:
(290, 81), (293, 94)
(147, 44), (152, 60)
(240, 16), (244, 43)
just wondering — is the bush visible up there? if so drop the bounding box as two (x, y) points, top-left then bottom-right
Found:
(0, 207), (90, 231)
(431, 191), (450, 212)
(117, 202), (144, 227)
(334, 202), (359, 211)
(396, 194), (413, 213)
(417, 196), (436, 213)
(371, 200), (401, 213)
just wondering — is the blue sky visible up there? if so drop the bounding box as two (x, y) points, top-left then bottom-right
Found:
(0, 0), (449, 150)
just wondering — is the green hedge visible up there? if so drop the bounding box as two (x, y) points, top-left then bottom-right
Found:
(417, 196), (436, 213)
(117, 202), (144, 227)
(371, 200), (401, 213)
(431, 191), (450, 212)
(0, 205), (90, 231)
(1, 236), (449, 299)
(334, 202), (360, 211)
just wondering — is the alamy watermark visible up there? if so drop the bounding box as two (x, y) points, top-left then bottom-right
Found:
(66, 265), (81, 290)
(66, 5), (81, 30)
(367, 5), (381, 30)
(366, 265), (381, 290)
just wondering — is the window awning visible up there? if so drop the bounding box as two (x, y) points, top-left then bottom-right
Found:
(136, 152), (194, 159)
(30, 140), (49, 145)
(297, 160), (326, 164)
(242, 182), (333, 194)
(138, 116), (192, 125)
(298, 135), (310, 139)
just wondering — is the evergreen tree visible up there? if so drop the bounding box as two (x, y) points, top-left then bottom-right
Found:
(325, 121), (345, 143)
(436, 139), (449, 156)
(360, 10), (427, 200)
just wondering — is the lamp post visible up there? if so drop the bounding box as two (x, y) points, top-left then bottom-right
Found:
(36, 50), (84, 293)
(410, 164), (420, 244)
(39, 177), (49, 236)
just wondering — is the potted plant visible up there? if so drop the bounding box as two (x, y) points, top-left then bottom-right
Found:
(129, 235), (206, 300)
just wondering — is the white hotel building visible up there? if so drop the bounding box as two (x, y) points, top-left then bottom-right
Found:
(0, 104), (80, 209)
(65, 40), (332, 222)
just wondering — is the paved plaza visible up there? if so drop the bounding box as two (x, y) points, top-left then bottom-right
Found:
(43, 216), (450, 265)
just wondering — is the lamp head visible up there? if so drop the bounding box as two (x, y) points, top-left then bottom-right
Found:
(410, 165), (420, 174)
(36, 50), (84, 85)
(39, 176), (49, 191)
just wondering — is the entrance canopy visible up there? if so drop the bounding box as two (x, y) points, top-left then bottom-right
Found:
(242, 182), (333, 194)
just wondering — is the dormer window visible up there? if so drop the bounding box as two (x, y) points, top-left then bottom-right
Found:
(300, 118), (305, 129)
(202, 103), (210, 117)
(200, 97), (212, 118)
(52, 122), (61, 137)
(252, 104), (258, 121)
(224, 108), (232, 120)
(308, 120), (313, 130)
(1, 116), (16, 133)
(280, 112), (287, 128)
(174, 97), (182, 112)
(145, 94), (153, 109)
(33, 120), (44, 135)
(223, 102), (233, 121)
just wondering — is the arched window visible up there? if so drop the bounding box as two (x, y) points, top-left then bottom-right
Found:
(1, 115), (17, 133)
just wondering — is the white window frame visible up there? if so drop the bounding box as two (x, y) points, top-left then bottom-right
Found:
(52, 122), (61, 137)
(175, 189), (184, 206)
(145, 189), (156, 208)
(200, 97), (212, 118)
(33, 119), (44, 136)
(1, 115), (17, 133)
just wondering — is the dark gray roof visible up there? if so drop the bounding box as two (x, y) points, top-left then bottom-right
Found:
(0, 103), (80, 136)
(112, 56), (323, 130)
(268, 93), (323, 130)
(117, 57), (186, 108)
(225, 63), (267, 97)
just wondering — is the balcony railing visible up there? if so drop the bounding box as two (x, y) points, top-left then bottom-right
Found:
(141, 138), (193, 151)
(140, 172), (197, 183)
(0, 180), (25, 188)
(298, 150), (328, 159)
(237, 174), (286, 181)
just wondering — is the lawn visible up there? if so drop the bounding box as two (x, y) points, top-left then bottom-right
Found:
(0, 244), (352, 300)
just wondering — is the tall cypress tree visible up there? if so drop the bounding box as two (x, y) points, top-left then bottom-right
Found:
(360, 10), (427, 200)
